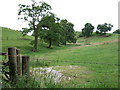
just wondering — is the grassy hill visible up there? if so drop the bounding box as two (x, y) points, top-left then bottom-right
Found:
(1, 27), (119, 88)
(1, 27), (33, 52)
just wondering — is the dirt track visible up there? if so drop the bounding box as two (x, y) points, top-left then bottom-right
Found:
(70, 39), (119, 50)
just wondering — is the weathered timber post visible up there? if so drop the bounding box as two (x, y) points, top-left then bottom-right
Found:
(22, 56), (30, 77)
(8, 47), (17, 83)
(16, 49), (21, 75)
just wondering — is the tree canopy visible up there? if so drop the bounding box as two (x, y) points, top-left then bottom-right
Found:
(82, 23), (94, 37)
(39, 15), (76, 48)
(18, 0), (52, 51)
(18, 0), (116, 52)
(39, 14), (62, 48)
(60, 19), (76, 45)
(96, 23), (113, 35)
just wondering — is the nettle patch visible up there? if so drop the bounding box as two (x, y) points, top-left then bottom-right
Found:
(30, 65), (92, 85)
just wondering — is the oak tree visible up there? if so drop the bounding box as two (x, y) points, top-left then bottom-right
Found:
(39, 14), (61, 48)
(18, 0), (52, 51)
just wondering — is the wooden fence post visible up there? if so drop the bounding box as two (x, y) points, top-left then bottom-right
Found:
(8, 47), (17, 83)
(16, 49), (21, 75)
(22, 56), (30, 76)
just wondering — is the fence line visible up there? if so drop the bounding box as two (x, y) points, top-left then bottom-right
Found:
(30, 56), (119, 67)
(1, 47), (30, 83)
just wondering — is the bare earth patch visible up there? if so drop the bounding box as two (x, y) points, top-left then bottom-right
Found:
(68, 39), (119, 50)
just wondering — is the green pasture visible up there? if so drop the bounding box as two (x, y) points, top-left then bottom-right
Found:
(1, 27), (119, 88)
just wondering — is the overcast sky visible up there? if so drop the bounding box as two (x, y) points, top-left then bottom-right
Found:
(0, 0), (119, 33)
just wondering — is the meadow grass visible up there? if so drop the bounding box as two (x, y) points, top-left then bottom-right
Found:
(1, 27), (119, 88)
(77, 34), (118, 43)
(28, 42), (118, 88)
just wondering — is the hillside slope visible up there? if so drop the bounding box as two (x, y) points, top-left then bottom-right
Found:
(1, 27), (119, 53)
(1, 27), (33, 52)
(1, 27), (119, 88)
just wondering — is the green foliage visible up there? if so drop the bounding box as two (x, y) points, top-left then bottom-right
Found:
(60, 19), (76, 45)
(113, 29), (120, 34)
(82, 23), (94, 37)
(18, 0), (77, 50)
(74, 31), (82, 38)
(96, 23), (113, 35)
(18, 0), (52, 51)
(18, 0), (52, 35)
(39, 16), (76, 48)
(39, 14), (62, 48)
(66, 22), (77, 43)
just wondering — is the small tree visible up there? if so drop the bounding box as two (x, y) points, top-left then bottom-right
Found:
(59, 19), (68, 45)
(39, 14), (61, 48)
(66, 22), (77, 43)
(113, 29), (120, 34)
(96, 23), (113, 35)
(82, 23), (94, 38)
(60, 19), (76, 45)
(18, 0), (52, 51)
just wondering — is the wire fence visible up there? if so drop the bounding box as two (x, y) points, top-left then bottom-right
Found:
(30, 56), (119, 67)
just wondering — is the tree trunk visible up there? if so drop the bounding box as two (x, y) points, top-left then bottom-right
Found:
(33, 35), (38, 51)
(47, 39), (52, 48)
(57, 42), (60, 47)
(64, 40), (66, 46)
(33, 24), (39, 52)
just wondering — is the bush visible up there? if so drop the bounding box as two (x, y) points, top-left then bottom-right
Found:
(113, 29), (120, 34)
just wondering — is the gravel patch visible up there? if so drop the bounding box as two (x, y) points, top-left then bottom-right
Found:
(30, 65), (90, 84)
(30, 66), (68, 83)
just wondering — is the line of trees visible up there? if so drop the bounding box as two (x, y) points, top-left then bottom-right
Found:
(18, 0), (118, 52)
(39, 16), (76, 48)
(18, 0), (76, 51)
(81, 23), (114, 38)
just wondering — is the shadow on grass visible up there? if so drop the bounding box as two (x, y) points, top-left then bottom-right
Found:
(21, 44), (75, 56)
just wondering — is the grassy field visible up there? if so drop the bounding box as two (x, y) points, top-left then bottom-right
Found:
(77, 34), (118, 43)
(1, 27), (33, 52)
(1, 27), (119, 88)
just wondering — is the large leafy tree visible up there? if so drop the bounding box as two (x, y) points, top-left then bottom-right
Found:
(18, 0), (52, 51)
(60, 19), (76, 45)
(82, 23), (94, 38)
(39, 14), (62, 48)
(96, 23), (113, 35)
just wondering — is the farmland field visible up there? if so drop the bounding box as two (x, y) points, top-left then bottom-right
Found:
(1, 27), (119, 88)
